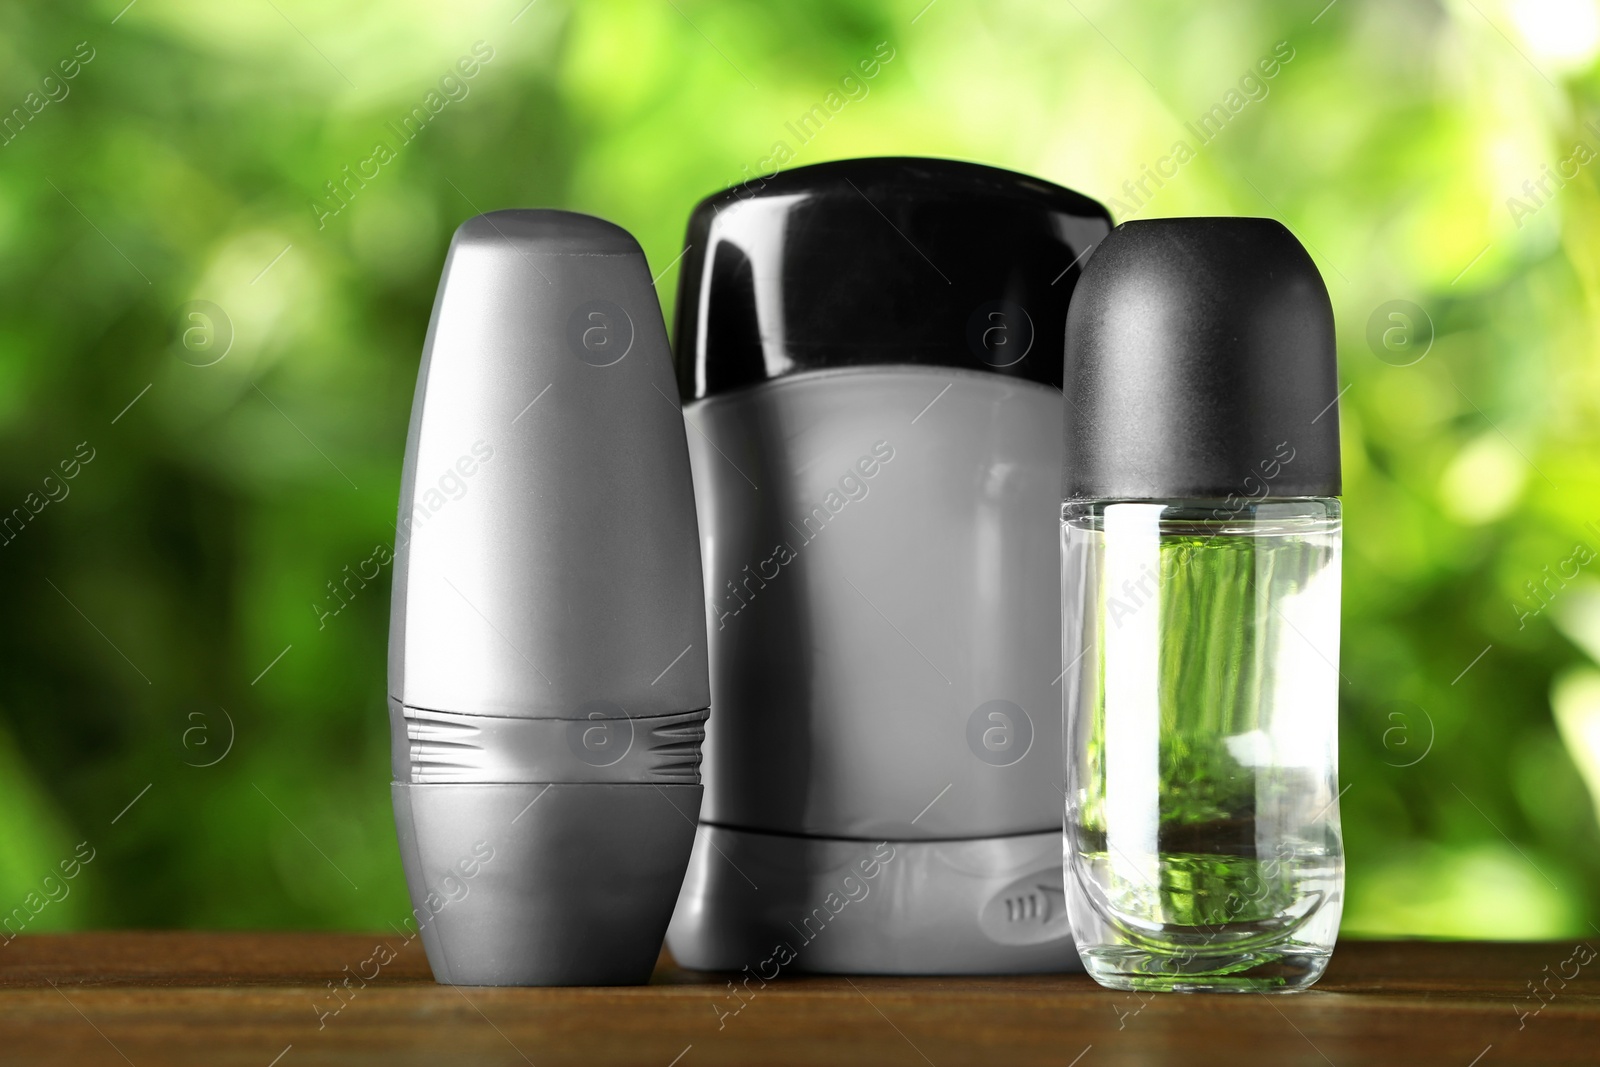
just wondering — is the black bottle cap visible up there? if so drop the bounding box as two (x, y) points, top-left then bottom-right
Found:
(673, 157), (1112, 401)
(1061, 217), (1341, 501)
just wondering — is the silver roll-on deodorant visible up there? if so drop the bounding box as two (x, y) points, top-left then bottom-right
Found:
(389, 210), (709, 986)
(665, 158), (1112, 974)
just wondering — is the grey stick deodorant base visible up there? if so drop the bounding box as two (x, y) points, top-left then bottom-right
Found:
(389, 210), (709, 986)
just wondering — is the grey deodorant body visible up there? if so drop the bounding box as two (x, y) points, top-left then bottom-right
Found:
(389, 210), (709, 986)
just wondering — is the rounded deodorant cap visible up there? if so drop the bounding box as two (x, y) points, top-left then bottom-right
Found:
(673, 157), (1113, 400)
(1061, 216), (1342, 501)
(388, 209), (709, 720)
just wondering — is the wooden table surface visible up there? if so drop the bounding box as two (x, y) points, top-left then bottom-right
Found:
(0, 934), (1593, 1066)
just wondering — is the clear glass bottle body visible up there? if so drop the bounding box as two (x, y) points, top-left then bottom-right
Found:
(1061, 498), (1343, 993)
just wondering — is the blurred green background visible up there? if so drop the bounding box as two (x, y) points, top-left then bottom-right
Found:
(1, 0), (1598, 939)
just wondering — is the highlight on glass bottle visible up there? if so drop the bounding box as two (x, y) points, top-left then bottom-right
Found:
(1060, 496), (1343, 992)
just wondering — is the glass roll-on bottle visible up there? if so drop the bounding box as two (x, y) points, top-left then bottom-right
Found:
(1060, 217), (1344, 993)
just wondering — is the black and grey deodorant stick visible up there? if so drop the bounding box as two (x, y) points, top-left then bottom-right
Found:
(666, 158), (1112, 974)
(388, 210), (710, 985)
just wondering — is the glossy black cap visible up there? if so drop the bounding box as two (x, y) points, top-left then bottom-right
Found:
(673, 157), (1112, 401)
(1062, 217), (1341, 500)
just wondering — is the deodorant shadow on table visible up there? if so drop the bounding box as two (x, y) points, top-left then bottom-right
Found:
(664, 157), (1112, 974)
(388, 210), (710, 986)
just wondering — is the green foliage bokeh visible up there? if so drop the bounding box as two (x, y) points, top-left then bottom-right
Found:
(0, 0), (1598, 937)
